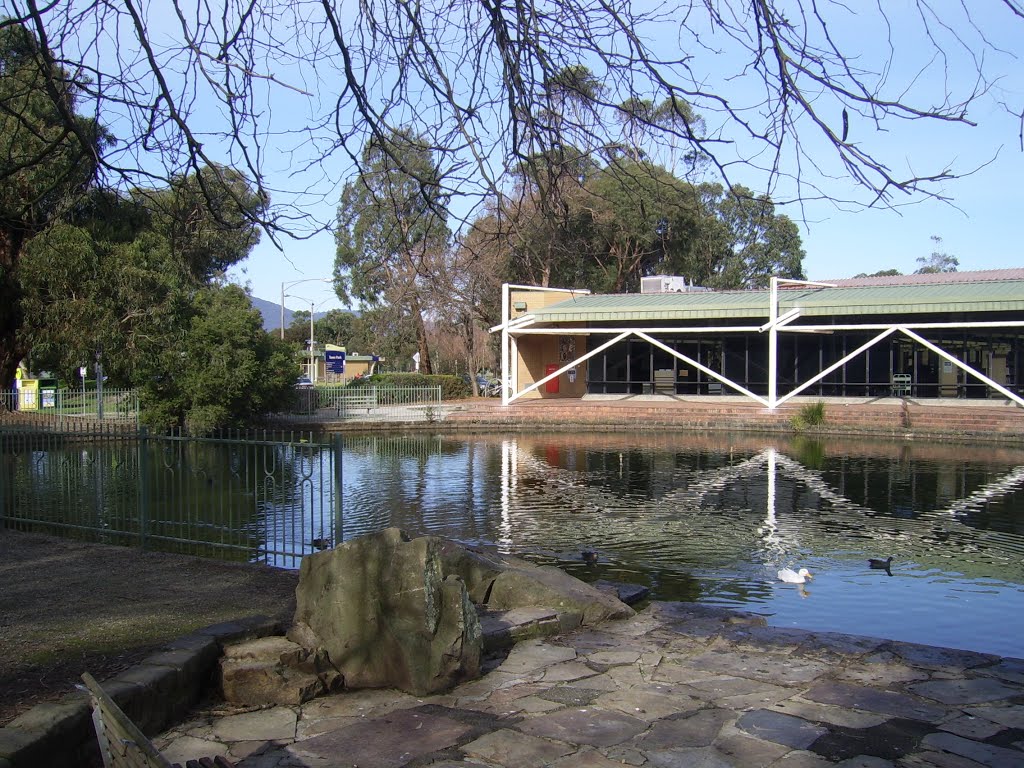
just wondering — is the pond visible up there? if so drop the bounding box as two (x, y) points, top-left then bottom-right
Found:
(338, 432), (1024, 659)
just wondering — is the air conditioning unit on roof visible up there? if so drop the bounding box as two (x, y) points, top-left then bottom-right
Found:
(641, 275), (706, 294)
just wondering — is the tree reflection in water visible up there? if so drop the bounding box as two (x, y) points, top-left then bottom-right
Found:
(342, 432), (1024, 658)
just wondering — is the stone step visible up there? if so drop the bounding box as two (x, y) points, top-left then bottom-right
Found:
(477, 607), (566, 653)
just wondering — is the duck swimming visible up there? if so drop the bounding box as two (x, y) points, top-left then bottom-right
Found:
(869, 556), (893, 575)
(778, 567), (813, 584)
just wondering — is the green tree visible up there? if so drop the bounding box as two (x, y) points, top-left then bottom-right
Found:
(854, 269), (902, 278)
(19, 167), (265, 387)
(137, 165), (266, 283)
(335, 128), (450, 375)
(0, 23), (107, 386)
(315, 310), (370, 352)
(688, 185), (805, 288)
(578, 160), (699, 293)
(915, 236), (959, 274)
(19, 167), (279, 429)
(138, 284), (299, 433)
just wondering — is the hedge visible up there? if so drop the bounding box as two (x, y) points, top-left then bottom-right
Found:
(348, 373), (471, 400)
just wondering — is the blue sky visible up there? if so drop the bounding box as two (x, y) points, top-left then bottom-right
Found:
(226, 3), (1023, 308)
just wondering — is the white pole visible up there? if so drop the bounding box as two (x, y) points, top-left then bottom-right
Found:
(309, 300), (316, 383)
(768, 277), (779, 409)
(501, 283), (510, 406)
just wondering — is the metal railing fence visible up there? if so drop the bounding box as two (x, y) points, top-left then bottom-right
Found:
(1, 388), (139, 423)
(0, 420), (341, 569)
(289, 384), (442, 421)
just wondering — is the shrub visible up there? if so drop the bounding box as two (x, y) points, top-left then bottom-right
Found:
(350, 373), (471, 400)
(791, 400), (826, 431)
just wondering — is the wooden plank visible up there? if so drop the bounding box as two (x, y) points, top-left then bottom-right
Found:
(81, 672), (175, 768)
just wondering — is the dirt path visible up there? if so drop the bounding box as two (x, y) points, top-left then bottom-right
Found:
(0, 529), (298, 725)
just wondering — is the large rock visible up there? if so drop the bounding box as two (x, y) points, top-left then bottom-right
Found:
(437, 540), (635, 626)
(290, 528), (481, 696)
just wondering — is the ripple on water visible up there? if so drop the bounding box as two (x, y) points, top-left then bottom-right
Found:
(338, 433), (1024, 658)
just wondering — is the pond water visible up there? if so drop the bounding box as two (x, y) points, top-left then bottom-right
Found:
(338, 432), (1024, 659)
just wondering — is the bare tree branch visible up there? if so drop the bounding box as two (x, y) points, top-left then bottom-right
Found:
(4, 0), (1020, 241)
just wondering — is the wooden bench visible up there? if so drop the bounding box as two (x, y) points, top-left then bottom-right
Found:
(81, 672), (234, 768)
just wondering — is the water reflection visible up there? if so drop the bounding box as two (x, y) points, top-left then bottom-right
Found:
(342, 432), (1024, 657)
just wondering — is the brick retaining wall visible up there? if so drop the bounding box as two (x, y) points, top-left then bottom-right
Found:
(434, 397), (1023, 442)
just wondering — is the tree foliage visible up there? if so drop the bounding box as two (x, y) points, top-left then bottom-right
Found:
(335, 128), (450, 374)
(0, 21), (106, 384)
(282, 308), (371, 355)
(689, 185), (805, 289)
(137, 284), (299, 433)
(916, 235), (959, 274)
(477, 161), (804, 295)
(18, 168), (288, 430)
(578, 161), (700, 293)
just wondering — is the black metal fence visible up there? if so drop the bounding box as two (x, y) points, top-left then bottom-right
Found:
(0, 419), (342, 569)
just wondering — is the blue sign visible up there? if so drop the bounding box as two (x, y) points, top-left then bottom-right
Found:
(325, 350), (346, 373)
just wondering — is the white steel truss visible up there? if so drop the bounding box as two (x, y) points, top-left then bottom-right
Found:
(493, 279), (1024, 409)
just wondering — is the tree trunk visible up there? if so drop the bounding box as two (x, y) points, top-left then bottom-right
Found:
(411, 296), (433, 375)
(0, 227), (27, 389)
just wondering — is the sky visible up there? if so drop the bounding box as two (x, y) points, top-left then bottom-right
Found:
(224, 3), (1024, 310)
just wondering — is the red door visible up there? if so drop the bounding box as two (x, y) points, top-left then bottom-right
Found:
(545, 363), (560, 393)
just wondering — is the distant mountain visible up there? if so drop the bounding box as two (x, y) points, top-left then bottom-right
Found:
(249, 295), (340, 333)
(250, 296), (294, 333)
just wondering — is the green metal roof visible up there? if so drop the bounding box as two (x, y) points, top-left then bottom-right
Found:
(528, 280), (1024, 324)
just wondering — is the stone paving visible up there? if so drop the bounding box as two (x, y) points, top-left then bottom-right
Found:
(156, 603), (1024, 768)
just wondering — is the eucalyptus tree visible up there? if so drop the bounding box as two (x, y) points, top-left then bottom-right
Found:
(688, 184), (806, 289)
(335, 128), (450, 375)
(577, 160), (700, 293)
(916, 236), (959, 274)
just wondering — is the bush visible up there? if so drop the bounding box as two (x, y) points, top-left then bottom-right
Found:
(790, 400), (827, 431)
(351, 373), (471, 400)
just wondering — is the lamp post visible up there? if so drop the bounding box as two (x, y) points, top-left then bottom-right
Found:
(285, 294), (329, 383)
(280, 277), (332, 339)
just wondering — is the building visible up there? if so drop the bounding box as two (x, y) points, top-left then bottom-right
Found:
(302, 344), (384, 383)
(493, 269), (1024, 409)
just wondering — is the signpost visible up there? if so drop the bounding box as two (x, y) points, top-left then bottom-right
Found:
(325, 350), (346, 374)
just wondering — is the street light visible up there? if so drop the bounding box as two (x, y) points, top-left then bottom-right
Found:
(285, 294), (330, 383)
(280, 277), (333, 339)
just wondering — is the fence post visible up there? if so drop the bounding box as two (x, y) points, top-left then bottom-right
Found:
(333, 433), (344, 547)
(137, 426), (149, 550)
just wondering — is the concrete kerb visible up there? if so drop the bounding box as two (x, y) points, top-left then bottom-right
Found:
(0, 605), (564, 768)
(0, 615), (283, 768)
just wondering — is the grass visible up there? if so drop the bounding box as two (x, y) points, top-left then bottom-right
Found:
(790, 400), (827, 431)
(0, 530), (298, 724)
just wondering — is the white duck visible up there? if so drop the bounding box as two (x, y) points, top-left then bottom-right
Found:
(778, 567), (813, 584)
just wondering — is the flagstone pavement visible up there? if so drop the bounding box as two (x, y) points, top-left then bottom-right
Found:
(156, 602), (1024, 768)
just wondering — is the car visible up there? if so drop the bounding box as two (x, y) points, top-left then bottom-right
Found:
(295, 376), (314, 389)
